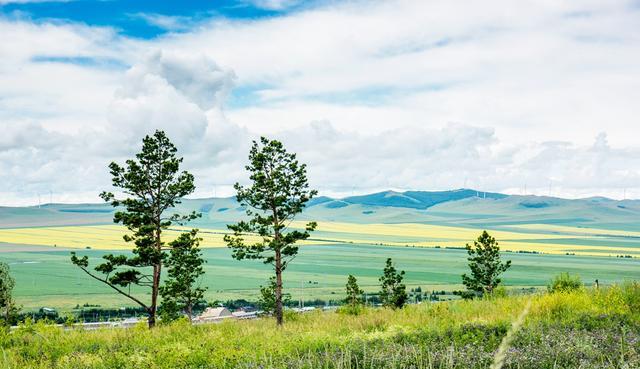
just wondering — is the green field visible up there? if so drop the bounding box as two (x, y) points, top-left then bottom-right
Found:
(2, 191), (640, 311)
(4, 243), (640, 310)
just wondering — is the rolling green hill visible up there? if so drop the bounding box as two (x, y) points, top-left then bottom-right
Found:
(2, 189), (640, 231)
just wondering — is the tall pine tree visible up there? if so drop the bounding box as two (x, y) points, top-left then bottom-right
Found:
(160, 230), (207, 322)
(0, 261), (17, 324)
(225, 137), (317, 325)
(379, 258), (408, 309)
(345, 274), (364, 307)
(462, 230), (511, 296)
(71, 130), (200, 328)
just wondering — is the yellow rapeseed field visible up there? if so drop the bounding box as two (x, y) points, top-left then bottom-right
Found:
(507, 223), (640, 237)
(0, 225), (328, 250)
(0, 221), (638, 256)
(296, 221), (640, 256)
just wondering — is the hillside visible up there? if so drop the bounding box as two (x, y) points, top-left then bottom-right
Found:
(3, 189), (639, 232)
(2, 286), (639, 368)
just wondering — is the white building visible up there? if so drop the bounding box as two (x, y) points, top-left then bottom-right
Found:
(195, 307), (234, 323)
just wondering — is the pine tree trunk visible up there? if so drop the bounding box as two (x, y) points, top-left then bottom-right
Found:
(149, 263), (160, 328)
(187, 302), (193, 323)
(149, 213), (162, 329)
(275, 248), (283, 326)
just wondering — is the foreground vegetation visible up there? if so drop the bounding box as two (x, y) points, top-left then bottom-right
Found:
(1, 284), (639, 369)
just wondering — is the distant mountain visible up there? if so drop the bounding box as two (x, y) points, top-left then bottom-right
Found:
(339, 189), (506, 209)
(2, 190), (640, 232)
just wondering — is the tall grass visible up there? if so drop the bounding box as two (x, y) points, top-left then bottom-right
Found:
(0, 283), (638, 368)
(489, 298), (531, 369)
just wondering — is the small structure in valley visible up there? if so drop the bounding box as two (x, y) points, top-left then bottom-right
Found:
(195, 307), (233, 323)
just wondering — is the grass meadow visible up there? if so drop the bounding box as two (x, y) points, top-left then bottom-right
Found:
(1, 284), (639, 368)
(3, 244), (640, 310)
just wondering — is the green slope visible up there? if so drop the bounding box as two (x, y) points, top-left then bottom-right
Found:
(2, 190), (639, 232)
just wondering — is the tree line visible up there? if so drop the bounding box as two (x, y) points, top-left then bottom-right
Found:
(1, 130), (512, 328)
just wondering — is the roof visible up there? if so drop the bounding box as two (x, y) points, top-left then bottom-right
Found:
(197, 307), (233, 321)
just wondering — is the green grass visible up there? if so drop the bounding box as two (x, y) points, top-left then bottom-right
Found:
(2, 285), (639, 368)
(5, 244), (640, 310)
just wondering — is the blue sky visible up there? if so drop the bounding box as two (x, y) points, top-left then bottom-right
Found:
(1, 0), (640, 205)
(1, 0), (310, 38)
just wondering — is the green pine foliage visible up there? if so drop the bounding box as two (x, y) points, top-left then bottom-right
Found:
(462, 231), (511, 297)
(379, 258), (408, 309)
(70, 130), (200, 328)
(339, 275), (365, 315)
(345, 275), (364, 307)
(225, 137), (317, 325)
(258, 277), (291, 314)
(0, 261), (18, 324)
(159, 230), (207, 322)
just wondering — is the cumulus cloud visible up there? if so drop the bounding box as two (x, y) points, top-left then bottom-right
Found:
(1, 1), (640, 205)
(273, 124), (640, 200)
(159, 0), (640, 146)
(0, 47), (247, 205)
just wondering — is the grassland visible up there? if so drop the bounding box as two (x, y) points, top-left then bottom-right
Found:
(2, 285), (639, 368)
(2, 194), (640, 311)
(4, 244), (640, 310)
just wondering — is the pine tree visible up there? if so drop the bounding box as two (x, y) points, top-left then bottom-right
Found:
(71, 130), (200, 328)
(379, 258), (408, 309)
(258, 276), (291, 314)
(345, 275), (364, 307)
(0, 261), (18, 324)
(159, 230), (207, 322)
(225, 137), (317, 325)
(462, 230), (511, 296)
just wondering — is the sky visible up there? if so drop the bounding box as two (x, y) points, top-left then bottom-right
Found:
(1, 0), (640, 206)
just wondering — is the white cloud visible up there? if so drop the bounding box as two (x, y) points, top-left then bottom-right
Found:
(1, 0), (640, 205)
(246, 0), (301, 11)
(130, 13), (196, 32)
(154, 0), (640, 147)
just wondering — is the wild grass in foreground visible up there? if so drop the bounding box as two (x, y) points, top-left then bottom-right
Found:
(1, 283), (639, 369)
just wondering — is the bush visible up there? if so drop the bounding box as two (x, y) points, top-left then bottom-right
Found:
(548, 273), (583, 293)
(486, 285), (508, 299)
(337, 304), (364, 316)
(621, 281), (640, 311)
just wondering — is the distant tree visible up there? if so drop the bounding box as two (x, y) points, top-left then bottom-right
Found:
(159, 230), (207, 322)
(0, 261), (18, 324)
(225, 137), (317, 325)
(258, 276), (291, 314)
(71, 130), (200, 328)
(462, 231), (511, 296)
(345, 275), (364, 307)
(379, 258), (408, 309)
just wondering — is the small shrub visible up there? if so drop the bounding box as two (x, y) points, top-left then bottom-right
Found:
(548, 273), (583, 293)
(337, 304), (364, 316)
(621, 281), (640, 311)
(283, 309), (300, 322)
(486, 285), (508, 299)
